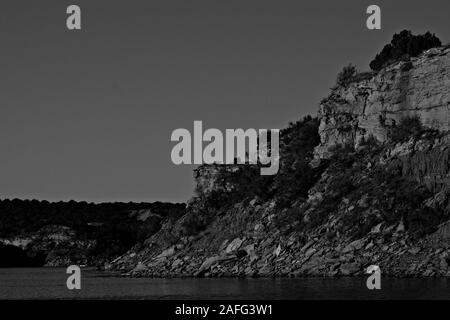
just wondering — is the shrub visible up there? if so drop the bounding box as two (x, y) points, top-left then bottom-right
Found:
(336, 64), (358, 87)
(181, 213), (207, 236)
(328, 142), (355, 154)
(332, 160), (444, 239)
(272, 116), (322, 207)
(370, 30), (441, 71)
(388, 115), (423, 143)
(211, 116), (322, 208)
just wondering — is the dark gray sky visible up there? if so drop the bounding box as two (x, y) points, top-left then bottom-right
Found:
(1, 0), (449, 203)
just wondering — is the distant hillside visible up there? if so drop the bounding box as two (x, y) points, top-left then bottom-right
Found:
(0, 199), (185, 267)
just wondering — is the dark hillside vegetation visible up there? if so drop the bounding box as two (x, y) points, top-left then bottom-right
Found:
(0, 199), (185, 266)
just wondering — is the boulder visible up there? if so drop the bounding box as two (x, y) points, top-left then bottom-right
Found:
(157, 246), (176, 259)
(340, 263), (360, 275)
(132, 262), (147, 272)
(342, 238), (366, 253)
(273, 244), (282, 257)
(226, 238), (243, 253)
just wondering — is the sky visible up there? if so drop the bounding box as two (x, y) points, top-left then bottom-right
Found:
(0, 0), (449, 203)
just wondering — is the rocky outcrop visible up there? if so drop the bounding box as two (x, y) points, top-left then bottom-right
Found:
(314, 46), (450, 160)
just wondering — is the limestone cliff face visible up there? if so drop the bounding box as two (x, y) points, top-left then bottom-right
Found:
(315, 46), (450, 160)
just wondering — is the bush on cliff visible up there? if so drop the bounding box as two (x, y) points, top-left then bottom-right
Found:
(180, 189), (236, 236)
(387, 115), (429, 143)
(336, 64), (358, 87)
(370, 30), (441, 71)
(332, 152), (445, 239)
(366, 165), (443, 238)
(209, 116), (321, 208)
(282, 140), (446, 240)
(272, 116), (322, 207)
(181, 213), (206, 236)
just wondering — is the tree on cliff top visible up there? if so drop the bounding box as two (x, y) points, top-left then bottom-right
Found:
(369, 30), (441, 71)
(336, 64), (358, 87)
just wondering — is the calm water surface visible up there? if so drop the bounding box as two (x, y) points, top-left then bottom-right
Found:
(0, 268), (449, 300)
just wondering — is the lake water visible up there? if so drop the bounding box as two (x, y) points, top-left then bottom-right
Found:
(0, 268), (449, 300)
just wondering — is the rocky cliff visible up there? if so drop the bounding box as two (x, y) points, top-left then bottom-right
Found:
(314, 46), (450, 160)
(108, 46), (450, 278)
